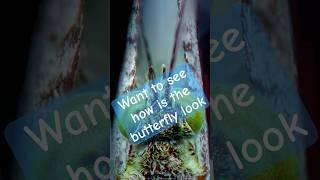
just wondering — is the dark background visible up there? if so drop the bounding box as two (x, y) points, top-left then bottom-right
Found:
(1, 0), (319, 179)
(1, 0), (41, 179)
(110, 0), (132, 104)
(290, 1), (320, 179)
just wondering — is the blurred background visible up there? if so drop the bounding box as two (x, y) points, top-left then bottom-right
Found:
(1, 0), (319, 179)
